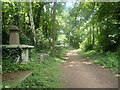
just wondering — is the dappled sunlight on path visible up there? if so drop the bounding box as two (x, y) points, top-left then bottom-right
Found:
(61, 50), (118, 88)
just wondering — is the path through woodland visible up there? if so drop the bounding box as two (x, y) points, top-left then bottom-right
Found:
(61, 50), (118, 88)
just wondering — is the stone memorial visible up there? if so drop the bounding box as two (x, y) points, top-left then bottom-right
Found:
(9, 25), (20, 45)
(3, 25), (34, 64)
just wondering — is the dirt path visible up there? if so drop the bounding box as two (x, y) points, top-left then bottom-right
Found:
(61, 50), (118, 88)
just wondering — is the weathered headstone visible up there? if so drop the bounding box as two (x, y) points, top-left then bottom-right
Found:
(9, 25), (20, 45)
(6, 25), (34, 64)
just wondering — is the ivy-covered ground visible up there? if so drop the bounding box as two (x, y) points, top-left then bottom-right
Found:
(2, 47), (71, 88)
(15, 56), (63, 88)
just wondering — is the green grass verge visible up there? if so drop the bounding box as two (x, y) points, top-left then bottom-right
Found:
(14, 53), (63, 88)
(3, 47), (72, 88)
(78, 49), (119, 74)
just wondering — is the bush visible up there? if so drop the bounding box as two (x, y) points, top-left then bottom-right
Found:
(78, 50), (118, 74)
(84, 43), (94, 51)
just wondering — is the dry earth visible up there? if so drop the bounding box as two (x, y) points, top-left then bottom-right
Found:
(61, 50), (118, 88)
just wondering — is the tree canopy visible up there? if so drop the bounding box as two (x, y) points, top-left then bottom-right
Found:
(2, 2), (120, 54)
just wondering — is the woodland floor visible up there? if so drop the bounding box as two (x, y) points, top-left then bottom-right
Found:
(61, 50), (118, 88)
(2, 70), (32, 87)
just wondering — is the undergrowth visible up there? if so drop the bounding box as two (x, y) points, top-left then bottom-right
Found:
(2, 47), (34, 74)
(3, 47), (71, 88)
(55, 47), (73, 58)
(14, 52), (63, 88)
(78, 49), (119, 74)
(14, 47), (72, 88)
(2, 47), (72, 74)
(2, 58), (34, 74)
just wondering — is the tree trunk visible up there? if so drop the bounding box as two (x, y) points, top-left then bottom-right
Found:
(92, 24), (95, 44)
(50, 2), (57, 56)
(29, 2), (36, 45)
(35, 3), (45, 29)
(89, 26), (92, 44)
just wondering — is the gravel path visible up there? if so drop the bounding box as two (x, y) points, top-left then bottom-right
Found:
(61, 50), (118, 88)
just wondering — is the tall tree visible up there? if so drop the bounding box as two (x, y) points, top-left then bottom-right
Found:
(50, 2), (57, 56)
(29, 2), (36, 45)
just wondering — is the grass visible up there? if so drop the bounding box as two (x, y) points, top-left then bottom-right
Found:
(13, 47), (72, 88)
(13, 53), (63, 88)
(78, 49), (119, 74)
(2, 47), (72, 88)
(2, 63), (33, 74)
(2, 46), (72, 74)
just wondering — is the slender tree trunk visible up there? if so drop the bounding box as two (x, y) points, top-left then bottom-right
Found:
(92, 24), (95, 44)
(88, 26), (92, 44)
(89, 26), (92, 44)
(96, 23), (99, 35)
(29, 2), (36, 45)
(35, 3), (45, 29)
(50, 2), (57, 56)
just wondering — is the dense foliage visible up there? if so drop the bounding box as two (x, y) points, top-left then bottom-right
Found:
(2, 2), (119, 52)
(2, 2), (119, 87)
(2, 2), (66, 56)
(66, 2), (120, 52)
(66, 2), (119, 75)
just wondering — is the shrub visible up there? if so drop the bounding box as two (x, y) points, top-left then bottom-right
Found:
(83, 43), (94, 51)
(78, 50), (118, 74)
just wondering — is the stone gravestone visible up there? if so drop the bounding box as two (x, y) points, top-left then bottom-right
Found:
(5, 25), (34, 64)
(9, 25), (20, 45)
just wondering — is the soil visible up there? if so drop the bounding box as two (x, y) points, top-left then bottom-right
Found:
(2, 70), (32, 87)
(61, 50), (118, 88)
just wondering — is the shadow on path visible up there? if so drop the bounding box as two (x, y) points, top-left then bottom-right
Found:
(61, 50), (118, 88)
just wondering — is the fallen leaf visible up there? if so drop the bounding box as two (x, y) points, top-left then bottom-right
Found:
(102, 66), (106, 69)
(83, 62), (92, 65)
